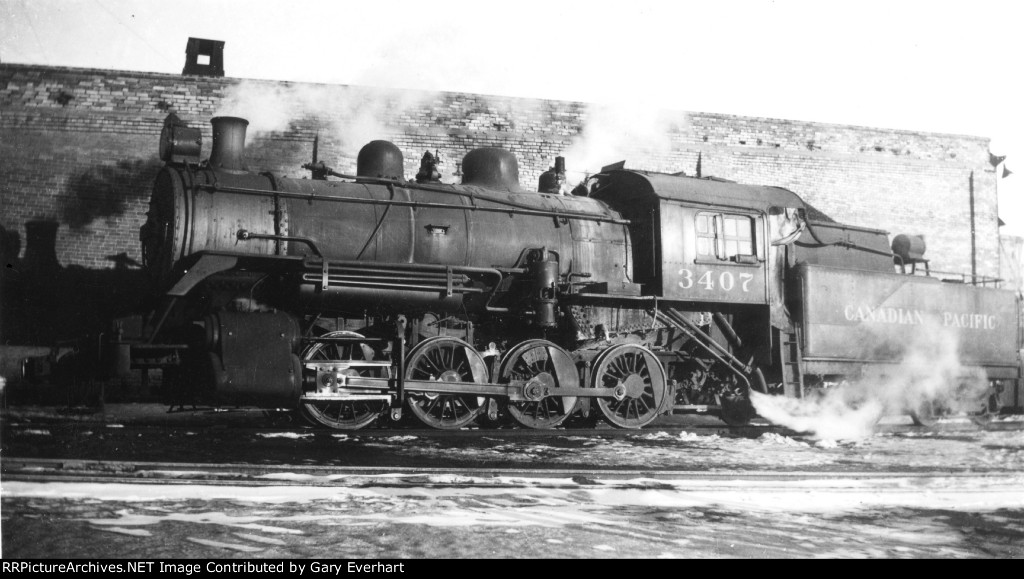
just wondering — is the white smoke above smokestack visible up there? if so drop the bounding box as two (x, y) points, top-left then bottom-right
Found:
(751, 323), (990, 440)
(213, 80), (438, 160)
(560, 103), (684, 180)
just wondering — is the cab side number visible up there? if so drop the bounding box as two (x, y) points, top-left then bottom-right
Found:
(678, 269), (754, 292)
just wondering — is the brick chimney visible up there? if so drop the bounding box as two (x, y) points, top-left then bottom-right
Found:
(182, 37), (225, 77)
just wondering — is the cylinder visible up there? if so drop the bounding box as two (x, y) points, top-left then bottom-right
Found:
(209, 116), (249, 171)
(201, 311), (302, 407)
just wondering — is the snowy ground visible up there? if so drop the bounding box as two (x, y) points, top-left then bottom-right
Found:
(3, 419), (1024, 558)
(3, 471), (1023, 558)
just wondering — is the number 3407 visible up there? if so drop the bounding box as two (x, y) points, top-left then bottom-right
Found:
(677, 268), (755, 292)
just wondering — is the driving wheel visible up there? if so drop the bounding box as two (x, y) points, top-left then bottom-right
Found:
(592, 344), (668, 429)
(501, 340), (579, 429)
(404, 337), (488, 429)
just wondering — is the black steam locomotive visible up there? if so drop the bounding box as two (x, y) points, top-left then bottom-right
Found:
(108, 115), (1021, 429)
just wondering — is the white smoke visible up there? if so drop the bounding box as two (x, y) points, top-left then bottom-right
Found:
(212, 81), (691, 186)
(212, 80), (438, 160)
(751, 323), (990, 440)
(559, 103), (684, 181)
(213, 81), (310, 135)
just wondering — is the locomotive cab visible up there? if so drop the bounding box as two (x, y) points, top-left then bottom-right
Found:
(590, 170), (808, 307)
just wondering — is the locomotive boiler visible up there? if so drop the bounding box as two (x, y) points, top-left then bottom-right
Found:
(114, 114), (1022, 430)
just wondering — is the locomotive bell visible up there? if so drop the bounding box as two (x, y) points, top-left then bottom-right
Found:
(357, 140), (405, 181)
(209, 116), (249, 172)
(461, 147), (521, 191)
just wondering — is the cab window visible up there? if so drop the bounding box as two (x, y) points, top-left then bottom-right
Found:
(696, 212), (755, 261)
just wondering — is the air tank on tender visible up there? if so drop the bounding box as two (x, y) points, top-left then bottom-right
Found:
(891, 234), (926, 262)
(891, 234), (928, 273)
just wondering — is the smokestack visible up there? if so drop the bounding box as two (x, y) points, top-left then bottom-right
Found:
(209, 116), (248, 172)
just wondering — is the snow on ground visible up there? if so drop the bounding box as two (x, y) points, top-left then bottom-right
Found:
(3, 472), (1023, 558)
(256, 432), (314, 439)
(302, 427), (1024, 473)
(3, 414), (1023, 557)
(5, 472), (1024, 512)
(17, 429), (50, 436)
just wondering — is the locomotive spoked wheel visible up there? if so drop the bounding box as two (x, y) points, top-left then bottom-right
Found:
(404, 337), (488, 430)
(500, 340), (579, 429)
(591, 344), (668, 429)
(299, 331), (387, 430)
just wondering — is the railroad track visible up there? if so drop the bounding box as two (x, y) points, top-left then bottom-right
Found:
(4, 406), (1022, 437)
(4, 457), (1023, 488)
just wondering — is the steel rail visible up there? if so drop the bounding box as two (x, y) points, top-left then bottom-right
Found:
(4, 457), (1022, 487)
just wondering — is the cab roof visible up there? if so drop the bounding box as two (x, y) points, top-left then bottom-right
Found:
(591, 169), (809, 213)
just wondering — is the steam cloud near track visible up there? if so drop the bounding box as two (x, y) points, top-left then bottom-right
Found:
(751, 324), (989, 440)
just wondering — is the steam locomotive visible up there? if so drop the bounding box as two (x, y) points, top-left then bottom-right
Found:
(104, 114), (1021, 430)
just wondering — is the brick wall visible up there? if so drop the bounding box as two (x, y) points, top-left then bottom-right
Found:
(0, 63), (1003, 340)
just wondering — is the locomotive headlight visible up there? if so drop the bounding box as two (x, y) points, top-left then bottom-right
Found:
(159, 115), (202, 164)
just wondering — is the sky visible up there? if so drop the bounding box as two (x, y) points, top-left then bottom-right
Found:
(2, 0), (1021, 235)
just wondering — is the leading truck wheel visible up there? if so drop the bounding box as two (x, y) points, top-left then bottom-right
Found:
(592, 344), (668, 429)
(299, 331), (387, 430)
(404, 337), (488, 429)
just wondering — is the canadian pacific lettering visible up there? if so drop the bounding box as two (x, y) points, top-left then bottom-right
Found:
(843, 305), (997, 330)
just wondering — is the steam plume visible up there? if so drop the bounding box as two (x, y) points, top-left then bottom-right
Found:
(751, 324), (989, 440)
(213, 80), (437, 158)
(560, 103), (684, 179)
